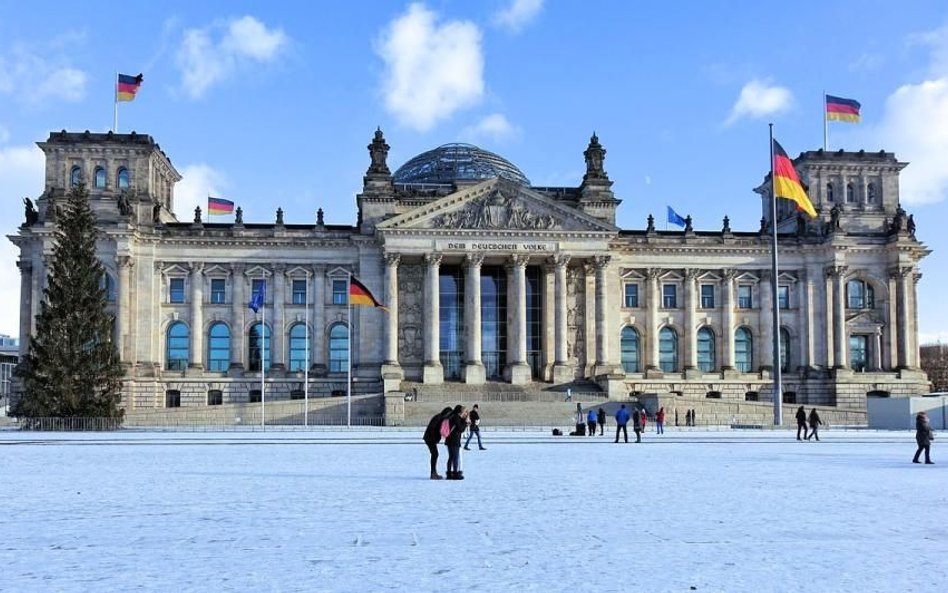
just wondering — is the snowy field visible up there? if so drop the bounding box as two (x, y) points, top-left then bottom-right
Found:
(1, 428), (946, 593)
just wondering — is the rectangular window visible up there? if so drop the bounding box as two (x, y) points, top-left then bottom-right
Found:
(700, 284), (715, 309)
(332, 279), (347, 305)
(737, 285), (752, 309)
(624, 283), (639, 308)
(169, 278), (185, 303)
(292, 279), (307, 305)
(207, 390), (223, 406)
(850, 335), (868, 372)
(662, 284), (677, 308)
(165, 390), (181, 408)
(210, 279), (226, 304)
(778, 285), (790, 309)
(248, 390), (261, 403)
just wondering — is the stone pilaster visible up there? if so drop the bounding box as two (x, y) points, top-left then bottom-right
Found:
(228, 262), (245, 374)
(188, 262), (204, 373)
(593, 255), (613, 375)
(722, 269), (736, 374)
(423, 253), (443, 384)
(552, 254), (572, 383)
(759, 269), (774, 373)
(271, 264), (286, 373)
(897, 266), (912, 369)
(381, 253), (403, 391)
(117, 256), (134, 363)
(684, 268), (698, 376)
(17, 260), (32, 358)
(463, 253), (485, 384)
(646, 268), (661, 374)
(831, 266), (848, 369)
(312, 265), (326, 376)
(823, 267), (835, 369)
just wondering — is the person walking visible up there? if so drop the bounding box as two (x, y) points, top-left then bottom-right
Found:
(586, 408), (598, 437)
(464, 404), (486, 450)
(423, 406), (452, 480)
(632, 407), (644, 443)
(805, 408), (822, 441)
(614, 404), (630, 443)
(913, 411), (935, 464)
(445, 405), (469, 479)
(656, 407), (666, 434)
(597, 407), (606, 436)
(795, 406), (808, 441)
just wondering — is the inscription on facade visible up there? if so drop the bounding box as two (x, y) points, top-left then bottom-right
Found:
(439, 241), (557, 253)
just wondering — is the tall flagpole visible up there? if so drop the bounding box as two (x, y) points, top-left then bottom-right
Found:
(113, 72), (118, 133)
(823, 91), (828, 151)
(261, 280), (266, 429)
(769, 123), (784, 426)
(347, 273), (352, 428)
(304, 272), (310, 427)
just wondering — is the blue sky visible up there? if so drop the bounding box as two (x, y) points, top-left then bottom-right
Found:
(2, 0), (948, 343)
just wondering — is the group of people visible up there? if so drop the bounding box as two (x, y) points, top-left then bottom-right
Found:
(794, 406), (823, 441)
(612, 404), (666, 442)
(422, 404), (486, 480)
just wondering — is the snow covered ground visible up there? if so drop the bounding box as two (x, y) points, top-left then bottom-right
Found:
(1, 428), (945, 593)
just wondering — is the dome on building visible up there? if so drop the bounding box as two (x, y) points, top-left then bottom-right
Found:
(393, 143), (530, 186)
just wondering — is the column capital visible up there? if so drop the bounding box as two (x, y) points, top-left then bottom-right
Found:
(384, 252), (401, 267)
(117, 255), (134, 269)
(230, 262), (245, 274)
(684, 268), (699, 281)
(646, 267), (662, 281)
(510, 254), (530, 268)
(464, 253), (485, 268)
(16, 260), (32, 273)
(424, 253), (442, 268)
(553, 253), (571, 268)
(721, 268), (736, 281)
(592, 255), (611, 270)
(824, 265), (848, 279)
(189, 261), (205, 275)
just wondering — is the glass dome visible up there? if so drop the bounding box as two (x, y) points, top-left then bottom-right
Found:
(393, 143), (530, 186)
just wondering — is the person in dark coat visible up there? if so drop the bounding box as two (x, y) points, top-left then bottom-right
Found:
(445, 405), (469, 479)
(632, 408), (644, 443)
(614, 404), (630, 443)
(913, 411), (934, 464)
(795, 406), (808, 441)
(464, 403), (486, 450)
(586, 408), (598, 437)
(597, 407), (606, 435)
(805, 408), (822, 441)
(423, 407), (453, 479)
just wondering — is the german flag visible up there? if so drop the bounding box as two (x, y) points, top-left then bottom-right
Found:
(773, 139), (816, 218)
(349, 276), (387, 310)
(826, 95), (861, 123)
(116, 73), (143, 102)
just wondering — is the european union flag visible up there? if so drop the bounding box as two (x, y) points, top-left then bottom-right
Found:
(248, 282), (265, 312)
(667, 206), (686, 228)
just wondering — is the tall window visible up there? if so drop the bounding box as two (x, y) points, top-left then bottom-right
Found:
(737, 285), (752, 309)
(166, 321), (189, 370)
(850, 335), (868, 371)
(117, 167), (130, 189)
(846, 183), (855, 203)
(662, 284), (678, 308)
(624, 283), (639, 308)
(826, 183), (834, 202)
(525, 267), (542, 378)
(867, 183), (876, 203)
(620, 326), (640, 373)
(210, 279), (226, 304)
(735, 327), (753, 372)
(329, 323), (349, 373)
(778, 285), (790, 309)
(697, 327), (715, 372)
(292, 279), (307, 305)
(288, 324), (308, 371)
(248, 323), (271, 371)
(70, 166), (82, 187)
(169, 278), (185, 303)
(780, 328), (791, 373)
(332, 279), (347, 305)
(94, 166), (106, 188)
(481, 267), (507, 380)
(700, 284), (714, 309)
(659, 327), (678, 372)
(847, 279), (874, 309)
(207, 323), (230, 372)
(439, 267), (464, 380)
(99, 272), (116, 302)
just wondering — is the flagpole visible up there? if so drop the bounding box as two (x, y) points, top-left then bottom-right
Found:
(261, 280), (266, 430)
(347, 273), (352, 428)
(769, 123), (784, 426)
(113, 72), (118, 133)
(823, 91), (828, 151)
(304, 272), (310, 427)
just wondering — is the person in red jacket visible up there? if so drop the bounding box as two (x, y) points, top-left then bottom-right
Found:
(656, 406), (666, 434)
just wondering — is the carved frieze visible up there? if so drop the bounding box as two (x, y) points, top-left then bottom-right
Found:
(432, 190), (563, 231)
(397, 263), (424, 364)
(567, 266), (586, 368)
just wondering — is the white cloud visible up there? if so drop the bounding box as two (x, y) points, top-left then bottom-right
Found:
(724, 79), (793, 126)
(461, 113), (519, 142)
(376, 3), (484, 132)
(175, 164), (228, 220)
(0, 45), (87, 103)
(493, 0), (544, 33)
(176, 16), (289, 99)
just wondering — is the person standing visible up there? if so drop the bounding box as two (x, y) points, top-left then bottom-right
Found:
(586, 408), (598, 437)
(632, 407), (644, 443)
(597, 407), (606, 436)
(795, 406), (808, 441)
(574, 402), (586, 436)
(805, 408), (822, 441)
(464, 404), (486, 450)
(445, 405), (468, 479)
(614, 404), (630, 443)
(423, 407), (452, 480)
(656, 407), (666, 434)
(913, 411), (935, 464)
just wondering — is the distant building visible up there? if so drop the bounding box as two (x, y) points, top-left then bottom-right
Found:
(8, 130), (931, 415)
(0, 334), (18, 415)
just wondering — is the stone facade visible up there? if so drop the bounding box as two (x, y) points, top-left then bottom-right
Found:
(9, 130), (932, 419)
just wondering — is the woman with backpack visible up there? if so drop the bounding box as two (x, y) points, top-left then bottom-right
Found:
(445, 405), (469, 480)
(423, 407), (453, 480)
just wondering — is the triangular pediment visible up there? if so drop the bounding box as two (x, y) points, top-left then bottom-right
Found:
(376, 178), (617, 233)
(286, 266), (312, 278)
(847, 310), (883, 328)
(204, 264), (231, 278)
(245, 265), (272, 278)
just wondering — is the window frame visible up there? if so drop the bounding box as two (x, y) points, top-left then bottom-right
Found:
(70, 166), (82, 188)
(620, 326), (640, 373)
(700, 284), (715, 309)
(697, 327), (715, 372)
(165, 321), (189, 371)
(329, 323), (349, 373)
(292, 279), (307, 305)
(662, 283), (678, 309)
(94, 166), (106, 188)
(209, 278), (226, 304)
(659, 327), (678, 373)
(248, 322), (271, 372)
(737, 285), (753, 309)
(735, 327), (753, 372)
(117, 167), (130, 189)
(169, 277), (186, 304)
(623, 283), (639, 308)
(207, 322), (230, 372)
(777, 285), (790, 309)
(288, 323), (308, 372)
(331, 279), (348, 305)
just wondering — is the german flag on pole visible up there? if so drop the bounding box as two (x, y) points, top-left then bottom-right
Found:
(772, 139), (817, 218)
(826, 95), (861, 123)
(349, 276), (387, 310)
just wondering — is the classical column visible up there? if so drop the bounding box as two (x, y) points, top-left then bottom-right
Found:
(886, 270), (898, 370)
(463, 254), (485, 384)
(897, 266), (912, 369)
(831, 266), (848, 369)
(17, 260), (32, 358)
(646, 268), (661, 371)
(271, 264), (286, 372)
(759, 270), (774, 373)
(583, 262), (597, 376)
(423, 253), (443, 384)
(684, 268), (698, 374)
(722, 269), (736, 371)
(312, 266), (326, 375)
(383, 253), (401, 366)
(552, 254), (572, 383)
(873, 331), (883, 371)
(229, 263), (245, 372)
(507, 254), (531, 384)
(798, 269), (813, 371)
(912, 271), (922, 368)
(823, 267), (836, 369)
(593, 255), (612, 374)
(541, 261), (555, 381)
(188, 262), (204, 371)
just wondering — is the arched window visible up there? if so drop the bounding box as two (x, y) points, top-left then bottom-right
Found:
(70, 166), (82, 187)
(780, 328), (791, 372)
(117, 167), (130, 189)
(735, 327), (753, 372)
(846, 183), (855, 203)
(867, 183), (876, 203)
(248, 323), (271, 371)
(826, 183), (834, 202)
(207, 323), (230, 372)
(846, 279), (875, 309)
(288, 324), (308, 372)
(329, 323), (349, 373)
(697, 327), (715, 372)
(659, 327), (678, 373)
(166, 321), (189, 371)
(620, 326), (640, 373)
(94, 166), (106, 188)
(99, 272), (116, 302)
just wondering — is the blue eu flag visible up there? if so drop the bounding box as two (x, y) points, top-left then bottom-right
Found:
(248, 282), (265, 312)
(667, 206), (686, 228)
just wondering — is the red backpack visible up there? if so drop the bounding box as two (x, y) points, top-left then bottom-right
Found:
(439, 417), (452, 439)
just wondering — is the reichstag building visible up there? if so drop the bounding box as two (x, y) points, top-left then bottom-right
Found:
(10, 129), (930, 414)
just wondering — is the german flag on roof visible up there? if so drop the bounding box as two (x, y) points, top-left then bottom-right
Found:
(772, 139), (816, 218)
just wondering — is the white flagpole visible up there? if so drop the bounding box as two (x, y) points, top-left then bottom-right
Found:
(769, 123), (784, 426)
(304, 272), (310, 427)
(261, 280), (266, 430)
(347, 273), (352, 428)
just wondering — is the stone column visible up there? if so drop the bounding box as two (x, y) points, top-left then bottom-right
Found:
(823, 267), (836, 369)
(722, 269), (736, 371)
(540, 262), (555, 381)
(229, 263), (245, 372)
(897, 266), (912, 369)
(798, 270), (812, 371)
(463, 254), (485, 384)
(271, 264), (285, 372)
(17, 260), (32, 358)
(383, 254), (401, 366)
(507, 254), (531, 384)
(552, 254), (572, 383)
(116, 256), (133, 363)
(684, 268), (698, 375)
(646, 268), (661, 371)
(312, 265), (326, 375)
(912, 271), (922, 368)
(832, 266), (848, 368)
(759, 270), (774, 373)
(423, 253), (443, 384)
(188, 262), (204, 371)
(583, 262), (597, 376)
(593, 255), (612, 374)
(873, 331), (883, 371)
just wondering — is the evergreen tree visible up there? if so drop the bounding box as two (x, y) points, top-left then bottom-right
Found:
(13, 184), (125, 420)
